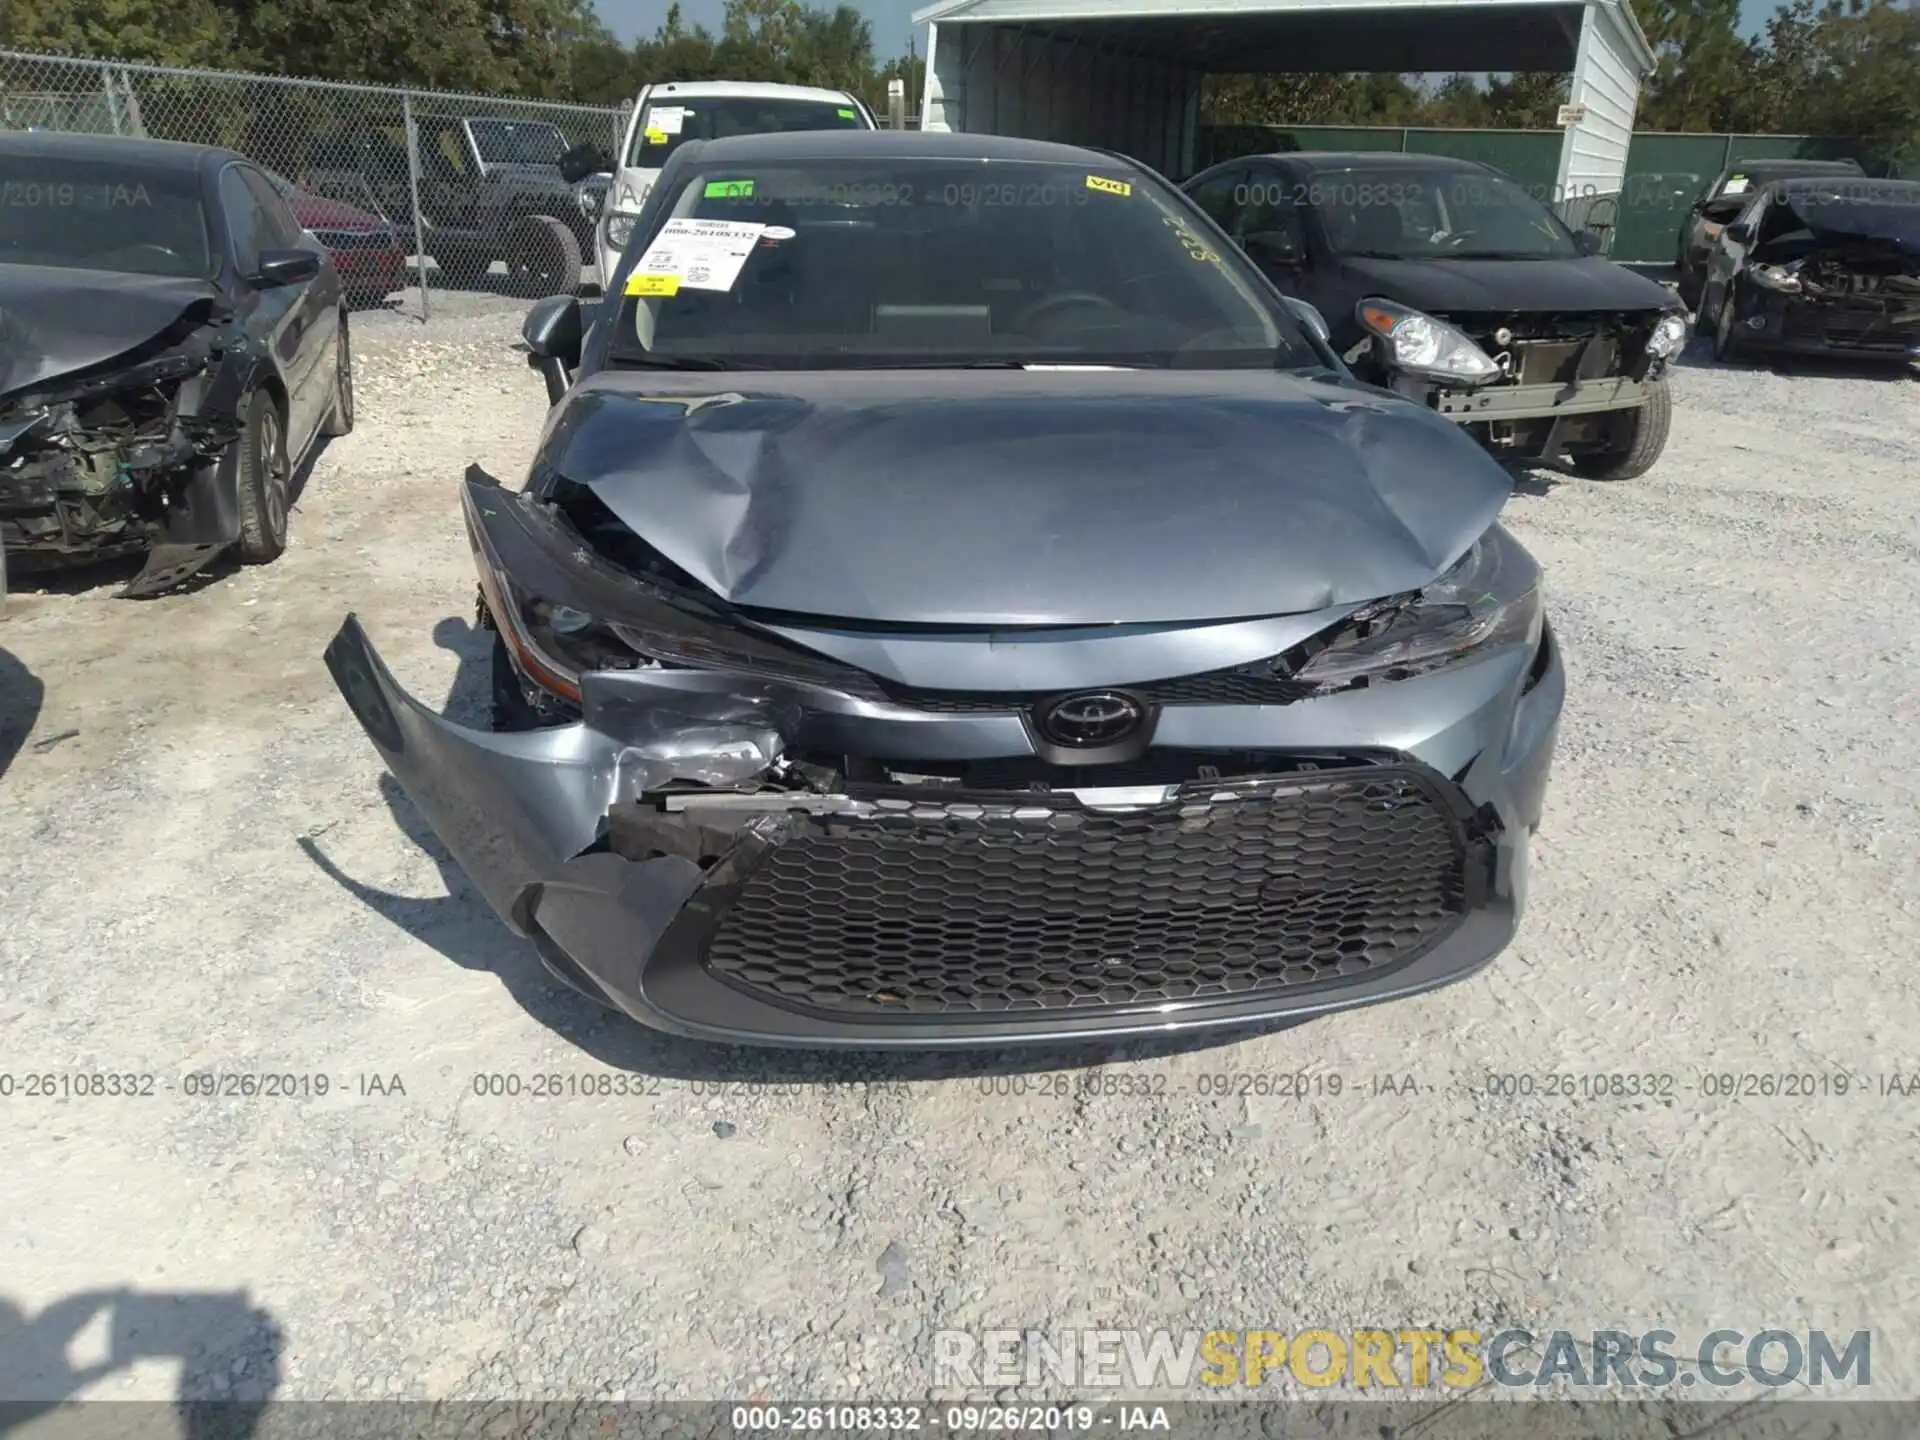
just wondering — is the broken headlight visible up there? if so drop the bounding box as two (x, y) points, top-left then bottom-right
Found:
(1646, 311), (1690, 359)
(465, 479), (866, 706)
(1356, 298), (1501, 386)
(1749, 263), (1803, 294)
(1292, 526), (1543, 690)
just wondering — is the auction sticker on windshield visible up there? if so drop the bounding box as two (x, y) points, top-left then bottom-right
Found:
(633, 218), (766, 291)
(625, 273), (680, 297)
(650, 106), (687, 135)
(1086, 175), (1132, 197)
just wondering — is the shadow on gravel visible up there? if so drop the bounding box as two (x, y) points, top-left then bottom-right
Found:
(0, 1287), (283, 1436)
(0, 645), (44, 781)
(299, 616), (1308, 1085)
(1676, 340), (1919, 382)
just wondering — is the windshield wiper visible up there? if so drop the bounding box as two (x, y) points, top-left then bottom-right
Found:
(611, 355), (742, 371)
(1443, 250), (1556, 260)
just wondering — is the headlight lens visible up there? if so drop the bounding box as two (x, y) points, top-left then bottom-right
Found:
(1647, 311), (1690, 359)
(1356, 298), (1501, 384)
(1292, 527), (1543, 690)
(1750, 263), (1802, 294)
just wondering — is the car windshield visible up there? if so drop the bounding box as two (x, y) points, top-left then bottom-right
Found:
(0, 157), (211, 278)
(604, 157), (1313, 371)
(1311, 167), (1578, 260)
(469, 120), (568, 167)
(626, 97), (869, 169)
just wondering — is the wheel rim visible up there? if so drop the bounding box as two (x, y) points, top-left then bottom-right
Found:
(260, 408), (288, 539)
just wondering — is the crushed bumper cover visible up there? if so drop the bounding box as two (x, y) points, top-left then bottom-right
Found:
(325, 600), (1563, 1049)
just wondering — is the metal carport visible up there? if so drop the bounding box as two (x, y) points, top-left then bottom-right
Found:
(912, 0), (1655, 223)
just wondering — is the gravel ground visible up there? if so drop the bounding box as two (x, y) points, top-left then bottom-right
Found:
(1, 296), (1916, 1418)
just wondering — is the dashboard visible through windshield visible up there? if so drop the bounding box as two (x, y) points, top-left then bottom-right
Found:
(1305, 167), (1580, 261)
(605, 158), (1314, 371)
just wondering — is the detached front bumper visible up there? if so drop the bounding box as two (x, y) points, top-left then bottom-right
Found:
(325, 598), (1564, 1049)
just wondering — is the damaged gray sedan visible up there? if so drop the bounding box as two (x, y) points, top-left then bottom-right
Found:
(326, 132), (1565, 1049)
(0, 132), (350, 596)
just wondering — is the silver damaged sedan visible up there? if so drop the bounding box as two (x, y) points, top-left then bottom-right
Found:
(325, 131), (1565, 1050)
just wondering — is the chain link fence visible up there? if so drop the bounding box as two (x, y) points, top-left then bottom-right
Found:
(0, 48), (630, 318)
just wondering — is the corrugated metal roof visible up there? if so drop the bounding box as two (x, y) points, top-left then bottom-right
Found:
(912, 0), (1653, 74)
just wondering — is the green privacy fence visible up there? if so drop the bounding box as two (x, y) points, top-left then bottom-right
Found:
(1199, 124), (1920, 263)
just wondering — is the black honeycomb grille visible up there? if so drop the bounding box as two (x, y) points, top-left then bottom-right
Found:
(701, 769), (1477, 1019)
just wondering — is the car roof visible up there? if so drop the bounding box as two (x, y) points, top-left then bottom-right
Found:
(642, 80), (863, 106)
(1217, 151), (1495, 176)
(1724, 157), (1862, 173)
(1776, 176), (1920, 199)
(674, 130), (1138, 168)
(0, 129), (234, 172)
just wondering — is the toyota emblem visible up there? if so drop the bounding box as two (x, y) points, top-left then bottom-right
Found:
(1034, 691), (1144, 748)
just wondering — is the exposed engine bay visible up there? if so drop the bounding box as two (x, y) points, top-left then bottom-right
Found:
(0, 305), (248, 597)
(1741, 191), (1920, 355)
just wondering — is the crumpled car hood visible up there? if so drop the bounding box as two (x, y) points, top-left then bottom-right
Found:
(1340, 255), (1677, 315)
(541, 368), (1512, 627)
(0, 265), (221, 404)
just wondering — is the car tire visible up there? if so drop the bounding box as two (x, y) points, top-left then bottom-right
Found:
(1713, 283), (1746, 363)
(321, 314), (354, 438)
(233, 388), (291, 564)
(504, 215), (583, 299)
(1568, 377), (1672, 482)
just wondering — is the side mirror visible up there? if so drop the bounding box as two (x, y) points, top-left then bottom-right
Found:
(254, 248), (321, 287)
(523, 294), (583, 404)
(1574, 228), (1606, 256)
(558, 142), (613, 186)
(1282, 295), (1330, 344)
(1244, 230), (1302, 268)
(1723, 221), (1754, 245)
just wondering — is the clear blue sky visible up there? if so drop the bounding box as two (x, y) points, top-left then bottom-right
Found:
(593, 0), (1776, 71)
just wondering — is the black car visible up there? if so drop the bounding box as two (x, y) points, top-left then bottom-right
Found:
(1700, 176), (1920, 366)
(0, 132), (351, 597)
(1676, 157), (1865, 310)
(1185, 152), (1691, 480)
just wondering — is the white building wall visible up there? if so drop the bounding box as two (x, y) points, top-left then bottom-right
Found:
(1555, 1), (1646, 242)
(921, 20), (1202, 177)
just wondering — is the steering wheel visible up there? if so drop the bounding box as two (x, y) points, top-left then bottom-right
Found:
(1011, 290), (1129, 335)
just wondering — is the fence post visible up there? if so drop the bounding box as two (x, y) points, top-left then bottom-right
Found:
(402, 90), (430, 322)
(100, 62), (122, 135)
(116, 68), (146, 136)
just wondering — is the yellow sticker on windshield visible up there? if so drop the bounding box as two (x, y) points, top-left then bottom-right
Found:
(625, 272), (680, 297)
(1086, 175), (1132, 197)
(644, 128), (669, 145)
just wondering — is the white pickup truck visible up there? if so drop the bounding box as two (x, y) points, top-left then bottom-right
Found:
(597, 80), (877, 283)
